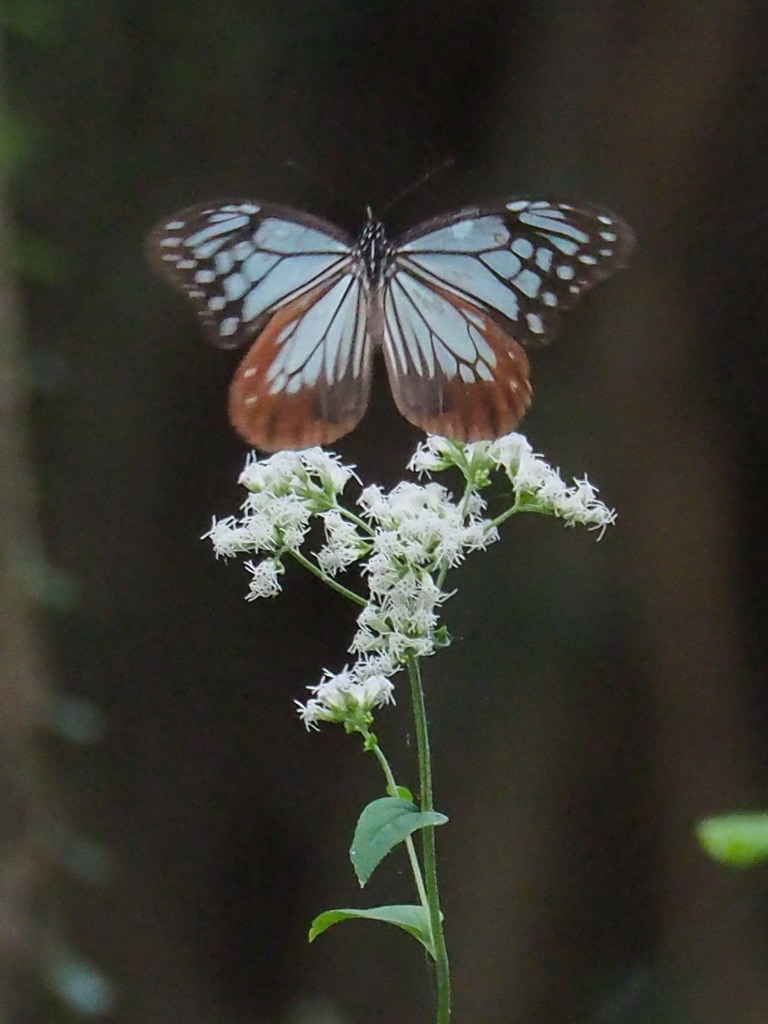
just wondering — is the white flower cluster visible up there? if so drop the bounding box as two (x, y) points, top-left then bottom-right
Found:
(204, 448), (360, 601)
(349, 481), (495, 664)
(206, 433), (616, 730)
(295, 659), (396, 730)
(410, 434), (616, 536)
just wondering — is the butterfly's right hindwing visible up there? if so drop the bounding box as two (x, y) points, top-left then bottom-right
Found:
(147, 201), (355, 350)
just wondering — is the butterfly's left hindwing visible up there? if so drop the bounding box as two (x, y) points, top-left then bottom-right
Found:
(229, 274), (372, 451)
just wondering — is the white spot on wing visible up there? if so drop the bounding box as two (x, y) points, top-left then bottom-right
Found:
(535, 248), (553, 271)
(233, 241), (255, 261)
(192, 237), (230, 259)
(510, 238), (534, 259)
(541, 233), (579, 256)
(224, 272), (249, 301)
(512, 269), (541, 298)
(214, 251), (235, 275)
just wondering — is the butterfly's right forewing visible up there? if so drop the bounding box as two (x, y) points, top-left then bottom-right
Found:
(395, 199), (634, 347)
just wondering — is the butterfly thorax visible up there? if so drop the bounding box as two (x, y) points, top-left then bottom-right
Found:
(356, 210), (391, 288)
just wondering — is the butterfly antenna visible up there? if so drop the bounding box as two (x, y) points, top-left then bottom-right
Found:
(378, 156), (456, 216)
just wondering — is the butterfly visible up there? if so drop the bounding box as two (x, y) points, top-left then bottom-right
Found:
(147, 197), (634, 451)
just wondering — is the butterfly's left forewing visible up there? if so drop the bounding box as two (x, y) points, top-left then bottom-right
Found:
(148, 201), (373, 450)
(147, 201), (356, 350)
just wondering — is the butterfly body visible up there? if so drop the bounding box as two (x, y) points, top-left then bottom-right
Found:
(355, 209), (391, 290)
(148, 197), (633, 451)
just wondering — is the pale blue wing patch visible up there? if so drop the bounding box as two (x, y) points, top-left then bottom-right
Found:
(397, 251), (522, 326)
(241, 254), (348, 325)
(253, 219), (350, 254)
(398, 215), (509, 254)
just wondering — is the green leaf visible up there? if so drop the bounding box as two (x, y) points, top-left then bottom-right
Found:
(309, 904), (435, 955)
(698, 813), (768, 866)
(350, 796), (448, 886)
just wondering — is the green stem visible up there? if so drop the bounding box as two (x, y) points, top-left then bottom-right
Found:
(365, 732), (429, 910)
(490, 494), (527, 530)
(337, 504), (376, 537)
(288, 548), (367, 606)
(407, 652), (450, 1024)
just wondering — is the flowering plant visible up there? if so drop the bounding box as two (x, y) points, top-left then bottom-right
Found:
(205, 432), (614, 1024)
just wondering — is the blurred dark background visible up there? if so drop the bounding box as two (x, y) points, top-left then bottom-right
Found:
(2, 1), (768, 1022)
